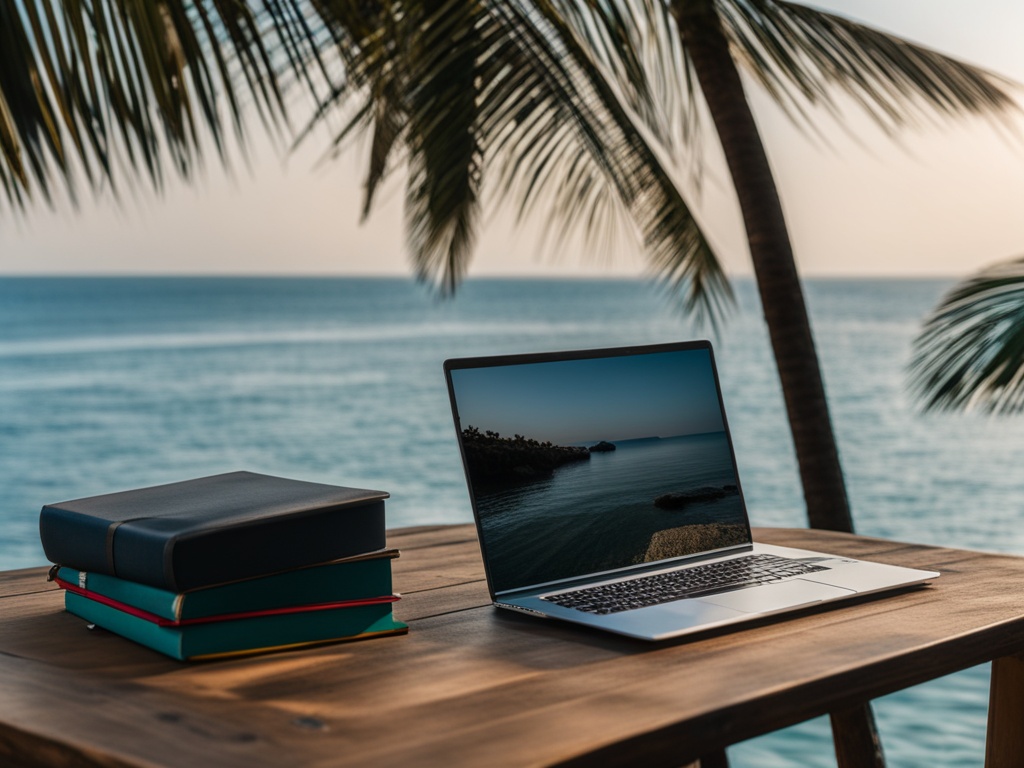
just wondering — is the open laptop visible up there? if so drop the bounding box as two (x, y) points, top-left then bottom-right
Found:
(443, 340), (938, 641)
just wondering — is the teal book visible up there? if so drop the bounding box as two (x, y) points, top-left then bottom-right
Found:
(64, 591), (408, 660)
(54, 549), (398, 622)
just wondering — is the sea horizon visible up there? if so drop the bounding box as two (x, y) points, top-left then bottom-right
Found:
(0, 271), (972, 282)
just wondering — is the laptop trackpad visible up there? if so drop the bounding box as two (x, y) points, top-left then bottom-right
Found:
(698, 579), (855, 614)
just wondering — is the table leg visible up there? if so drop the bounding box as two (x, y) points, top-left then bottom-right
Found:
(830, 703), (885, 768)
(986, 652), (1024, 767)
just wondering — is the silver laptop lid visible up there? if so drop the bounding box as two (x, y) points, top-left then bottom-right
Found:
(444, 341), (754, 598)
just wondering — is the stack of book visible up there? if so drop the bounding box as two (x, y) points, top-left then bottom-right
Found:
(39, 472), (407, 661)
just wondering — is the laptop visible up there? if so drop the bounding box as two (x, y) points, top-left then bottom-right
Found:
(443, 340), (938, 641)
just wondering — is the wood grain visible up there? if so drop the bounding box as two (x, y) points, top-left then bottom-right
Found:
(1, 526), (1022, 767)
(0, 566), (60, 598)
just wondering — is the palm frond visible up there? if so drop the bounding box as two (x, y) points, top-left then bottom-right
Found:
(403, 0), (483, 294)
(719, 0), (1017, 132)
(483, 0), (732, 325)
(305, 0), (411, 216)
(307, 0), (731, 323)
(0, 0), (320, 215)
(910, 258), (1024, 413)
(362, 100), (405, 219)
(554, 0), (684, 146)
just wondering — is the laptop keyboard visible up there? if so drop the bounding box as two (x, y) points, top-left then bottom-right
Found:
(540, 554), (830, 615)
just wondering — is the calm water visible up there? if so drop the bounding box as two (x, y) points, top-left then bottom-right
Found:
(475, 433), (747, 592)
(1, 275), (1020, 766)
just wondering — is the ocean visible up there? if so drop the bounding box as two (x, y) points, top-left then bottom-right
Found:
(2, 275), (1020, 766)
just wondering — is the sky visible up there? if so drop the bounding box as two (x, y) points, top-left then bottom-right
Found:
(1, 0), (1023, 280)
(448, 347), (725, 445)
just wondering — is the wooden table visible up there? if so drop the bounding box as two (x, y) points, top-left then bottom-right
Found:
(2, 525), (1024, 767)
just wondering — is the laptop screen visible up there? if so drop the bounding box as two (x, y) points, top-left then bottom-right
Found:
(445, 341), (753, 595)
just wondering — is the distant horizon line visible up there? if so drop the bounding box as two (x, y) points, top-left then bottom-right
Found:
(0, 272), (965, 282)
(572, 430), (727, 446)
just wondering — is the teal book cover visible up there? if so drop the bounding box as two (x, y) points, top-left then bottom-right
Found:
(56, 549), (398, 621)
(65, 591), (407, 660)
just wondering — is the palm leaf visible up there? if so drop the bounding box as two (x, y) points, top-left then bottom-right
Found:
(910, 258), (1024, 413)
(305, 0), (731, 323)
(718, 0), (1016, 132)
(554, 0), (685, 146)
(403, 0), (483, 294)
(304, 0), (410, 216)
(493, 0), (731, 324)
(0, 0), (318, 214)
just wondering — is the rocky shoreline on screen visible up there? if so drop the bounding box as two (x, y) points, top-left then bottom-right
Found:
(461, 426), (590, 483)
(642, 523), (749, 561)
(654, 484), (739, 510)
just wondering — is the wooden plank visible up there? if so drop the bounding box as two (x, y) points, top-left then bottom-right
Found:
(386, 524), (478, 549)
(0, 566), (58, 599)
(0, 526), (1022, 768)
(391, 530), (487, 595)
(0, 652), (296, 768)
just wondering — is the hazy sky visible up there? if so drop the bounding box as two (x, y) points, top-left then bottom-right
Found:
(448, 347), (725, 445)
(2, 0), (1023, 279)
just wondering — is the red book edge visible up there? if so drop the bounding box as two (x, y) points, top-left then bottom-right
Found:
(54, 577), (399, 627)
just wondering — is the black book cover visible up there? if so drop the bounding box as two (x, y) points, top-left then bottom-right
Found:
(40, 472), (388, 591)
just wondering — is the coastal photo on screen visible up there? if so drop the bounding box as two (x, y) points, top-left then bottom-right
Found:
(450, 347), (751, 593)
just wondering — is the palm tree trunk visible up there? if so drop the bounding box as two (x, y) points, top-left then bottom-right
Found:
(672, 0), (853, 534)
(672, 3), (879, 765)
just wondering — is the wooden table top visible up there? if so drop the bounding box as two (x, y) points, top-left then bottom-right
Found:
(3, 525), (1024, 768)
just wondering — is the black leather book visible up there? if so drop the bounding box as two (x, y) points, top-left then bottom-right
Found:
(39, 472), (388, 591)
